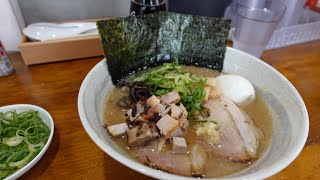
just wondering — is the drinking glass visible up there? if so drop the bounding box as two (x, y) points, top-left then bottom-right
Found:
(232, 0), (286, 58)
(130, 0), (167, 16)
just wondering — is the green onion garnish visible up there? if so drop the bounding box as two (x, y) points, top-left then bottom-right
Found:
(133, 62), (207, 118)
(0, 110), (50, 179)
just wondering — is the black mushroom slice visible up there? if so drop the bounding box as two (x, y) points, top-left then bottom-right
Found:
(117, 82), (151, 108)
(129, 82), (151, 103)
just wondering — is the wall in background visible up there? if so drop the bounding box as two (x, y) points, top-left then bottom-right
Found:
(0, 0), (22, 52)
(0, 0), (130, 52)
(18, 0), (130, 25)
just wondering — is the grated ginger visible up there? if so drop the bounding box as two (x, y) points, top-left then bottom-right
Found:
(196, 122), (220, 145)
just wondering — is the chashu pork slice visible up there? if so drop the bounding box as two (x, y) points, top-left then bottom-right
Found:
(202, 96), (261, 161)
(217, 96), (261, 158)
(126, 123), (159, 147)
(137, 149), (192, 176)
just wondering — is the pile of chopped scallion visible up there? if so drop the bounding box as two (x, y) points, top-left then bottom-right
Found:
(132, 62), (208, 118)
(0, 110), (50, 179)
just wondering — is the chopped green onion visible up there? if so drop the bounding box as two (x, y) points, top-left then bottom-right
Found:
(0, 110), (50, 179)
(3, 136), (24, 147)
(133, 62), (208, 118)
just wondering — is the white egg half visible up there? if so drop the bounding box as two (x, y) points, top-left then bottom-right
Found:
(216, 75), (255, 106)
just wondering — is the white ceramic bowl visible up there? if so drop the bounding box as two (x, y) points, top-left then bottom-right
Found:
(0, 104), (54, 180)
(78, 47), (309, 180)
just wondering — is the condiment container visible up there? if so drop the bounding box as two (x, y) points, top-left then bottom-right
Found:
(0, 41), (14, 77)
(130, 0), (167, 16)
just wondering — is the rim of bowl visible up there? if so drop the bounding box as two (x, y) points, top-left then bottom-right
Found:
(0, 104), (54, 180)
(77, 47), (309, 180)
(225, 47), (309, 179)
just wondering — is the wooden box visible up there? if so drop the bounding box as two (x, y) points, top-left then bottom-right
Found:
(19, 27), (104, 65)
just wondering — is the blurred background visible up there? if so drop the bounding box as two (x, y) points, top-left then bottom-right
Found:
(0, 0), (319, 53)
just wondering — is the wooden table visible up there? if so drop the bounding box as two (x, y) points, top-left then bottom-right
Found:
(1, 41), (319, 179)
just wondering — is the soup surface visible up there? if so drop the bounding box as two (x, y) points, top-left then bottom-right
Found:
(104, 66), (272, 177)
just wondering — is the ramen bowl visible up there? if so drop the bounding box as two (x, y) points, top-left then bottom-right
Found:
(77, 47), (308, 179)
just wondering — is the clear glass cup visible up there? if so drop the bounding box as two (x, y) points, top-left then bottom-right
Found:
(232, 0), (286, 58)
(130, 0), (167, 16)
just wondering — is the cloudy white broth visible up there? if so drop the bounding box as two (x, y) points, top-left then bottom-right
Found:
(104, 65), (272, 178)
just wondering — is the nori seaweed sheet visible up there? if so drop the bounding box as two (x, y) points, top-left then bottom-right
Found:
(97, 12), (231, 85)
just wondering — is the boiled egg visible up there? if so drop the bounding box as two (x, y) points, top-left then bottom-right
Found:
(216, 75), (255, 106)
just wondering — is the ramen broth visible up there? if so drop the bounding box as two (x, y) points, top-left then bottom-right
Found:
(104, 66), (272, 178)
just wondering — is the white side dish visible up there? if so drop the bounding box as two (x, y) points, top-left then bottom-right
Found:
(0, 104), (54, 180)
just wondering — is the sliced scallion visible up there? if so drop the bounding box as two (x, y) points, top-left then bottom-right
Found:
(0, 110), (49, 179)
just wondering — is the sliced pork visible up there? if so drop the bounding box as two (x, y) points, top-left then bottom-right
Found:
(156, 114), (179, 137)
(138, 149), (192, 176)
(126, 123), (159, 147)
(201, 95), (261, 161)
(177, 104), (189, 130)
(170, 104), (182, 119)
(138, 143), (209, 177)
(172, 137), (187, 154)
(160, 90), (180, 104)
(141, 95), (166, 120)
(142, 103), (166, 120)
(107, 123), (129, 137)
(126, 102), (144, 121)
(218, 96), (260, 158)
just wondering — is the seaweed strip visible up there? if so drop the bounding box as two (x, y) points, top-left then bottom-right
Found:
(97, 12), (231, 85)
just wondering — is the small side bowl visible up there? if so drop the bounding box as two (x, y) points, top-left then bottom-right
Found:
(0, 104), (54, 180)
